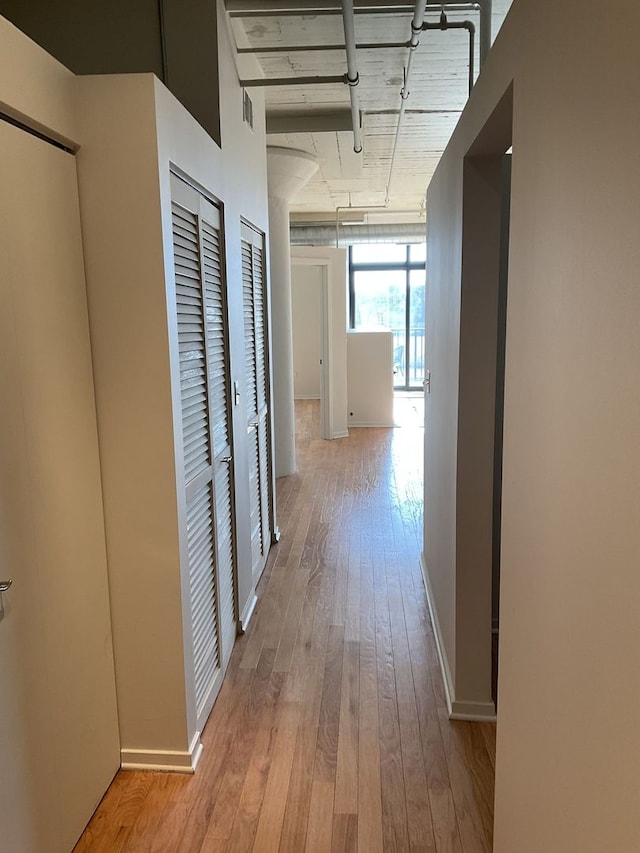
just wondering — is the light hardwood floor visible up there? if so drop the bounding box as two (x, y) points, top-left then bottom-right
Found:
(74, 400), (495, 853)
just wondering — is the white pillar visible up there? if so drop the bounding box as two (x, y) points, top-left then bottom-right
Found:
(267, 147), (318, 478)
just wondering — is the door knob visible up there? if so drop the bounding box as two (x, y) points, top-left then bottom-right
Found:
(0, 580), (13, 593)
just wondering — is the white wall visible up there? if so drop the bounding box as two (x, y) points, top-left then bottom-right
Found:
(347, 331), (394, 428)
(74, 0), (269, 769)
(290, 247), (349, 439)
(292, 264), (322, 399)
(0, 15), (77, 145)
(425, 0), (640, 849)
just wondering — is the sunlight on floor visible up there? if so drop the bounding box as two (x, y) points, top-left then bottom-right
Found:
(393, 391), (424, 428)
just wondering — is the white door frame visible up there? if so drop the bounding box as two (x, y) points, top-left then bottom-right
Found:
(290, 256), (331, 439)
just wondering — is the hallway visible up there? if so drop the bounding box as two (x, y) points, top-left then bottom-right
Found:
(74, 403), (495, 852)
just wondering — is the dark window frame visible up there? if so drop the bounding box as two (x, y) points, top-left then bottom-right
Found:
(348, 244), (426, 390)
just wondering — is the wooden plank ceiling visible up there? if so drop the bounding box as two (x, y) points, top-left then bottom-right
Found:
(226, 1), (513, 224)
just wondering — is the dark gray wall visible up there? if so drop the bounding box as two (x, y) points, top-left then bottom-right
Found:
(0, 0), (164, 75)
(492, 152), (511, 632)
(0, 0), (220, 144)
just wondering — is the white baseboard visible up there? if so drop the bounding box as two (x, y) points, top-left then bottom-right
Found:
(294, 395), (321, 400)
(332, 430), (349, 439)
(121, 732), (203, 773)
(348, 421), (394, 428)
(449, 699), (497, 721)
(420, 553), (496, 723)
(420, 552), (456, 715)
(239, 593), (258, 634)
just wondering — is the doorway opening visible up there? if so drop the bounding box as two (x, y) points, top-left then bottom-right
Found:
(291, 259), (330, 443)
(348, 243), (426, 391)
(492, 151), (511, 705)
(452, 81), (513, 717)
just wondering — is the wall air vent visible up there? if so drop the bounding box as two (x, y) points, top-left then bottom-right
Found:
(242, 89), (254, 130)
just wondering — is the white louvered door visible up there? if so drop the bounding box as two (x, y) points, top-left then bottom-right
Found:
(171, 174), (236, 729)
(241, 222), (273, 584)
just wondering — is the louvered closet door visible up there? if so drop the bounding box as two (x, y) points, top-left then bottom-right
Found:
(171, 174), (236, 730)
(241, 222), (273, 583)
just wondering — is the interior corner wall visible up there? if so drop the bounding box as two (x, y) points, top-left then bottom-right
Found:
(454, 154), (504, 713)
(290, 246), (349, 439)
(425, 0), (640, 849)
(75, 73), (190, 757)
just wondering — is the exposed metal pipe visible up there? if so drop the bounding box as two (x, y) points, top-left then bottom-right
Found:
(423, 18), (475, 95)
(385, 0), (428, 205)
(341, 0), (363, 153)
(228, 0), (490, 67)
(240, 74), (347, 86)
(237, 40), (409, 54)
(227, 1), (480, 16)
(476, 0), (491, 66)
(467, 21), (475, 93)
(231, 0), (491, 173)
(385, 10), (475, 204)
(291, 221), (426, 246)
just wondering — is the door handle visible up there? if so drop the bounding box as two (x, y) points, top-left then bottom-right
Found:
(0, 580), (13, 593)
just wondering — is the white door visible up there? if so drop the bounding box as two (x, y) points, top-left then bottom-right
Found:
(171, 175), (237, 730)
(0, 123), (120, 852)
(241, 222), (273, 584)
(291, 262), (331, 439)
(291, 264), (323, 400)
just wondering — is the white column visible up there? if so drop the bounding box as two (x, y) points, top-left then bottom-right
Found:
(267, 146), (318, 477)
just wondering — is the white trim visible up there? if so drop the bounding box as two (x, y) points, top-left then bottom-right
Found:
(420, 552), (456, 715)
(120, 732), (203, 774)
(239, 592), (258, 633)
(419, 553), (497, 723)
(348, 420), (394, 428)
(449, 700), (496, 721)
(332, 430), (349, 439)
(294, 394), (321, 400)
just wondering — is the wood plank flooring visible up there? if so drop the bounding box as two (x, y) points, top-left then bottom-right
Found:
(74, 400), (495, 853)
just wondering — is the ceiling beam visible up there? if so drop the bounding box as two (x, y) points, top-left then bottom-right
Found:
(267, 109), (354, 133)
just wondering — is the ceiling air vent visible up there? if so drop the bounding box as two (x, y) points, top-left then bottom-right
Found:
(242, 89), (254, 131)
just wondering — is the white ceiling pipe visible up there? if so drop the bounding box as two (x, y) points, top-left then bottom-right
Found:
(476, 0), (492, 65)
(227, 1), (479, 15)
(340, 0), (364, 153)
(385, 1), (483, 205)
(227, 0), (490, 65)
(385, 0), (428, 205)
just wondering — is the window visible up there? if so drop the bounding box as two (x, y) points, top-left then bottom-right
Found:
(349, 243), (426, 390)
